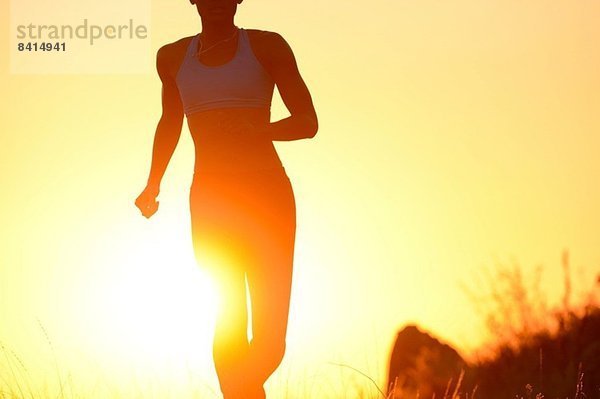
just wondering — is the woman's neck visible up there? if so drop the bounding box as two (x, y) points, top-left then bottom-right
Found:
(199, 20), (238, 45)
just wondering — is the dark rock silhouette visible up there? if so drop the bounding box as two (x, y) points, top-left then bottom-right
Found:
(387, 324), (467, 398)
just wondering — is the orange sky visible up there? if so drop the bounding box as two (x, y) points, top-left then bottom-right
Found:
(1, 1), (599, 397)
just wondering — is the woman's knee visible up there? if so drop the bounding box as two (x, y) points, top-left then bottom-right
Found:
(252, 336), (287, 365)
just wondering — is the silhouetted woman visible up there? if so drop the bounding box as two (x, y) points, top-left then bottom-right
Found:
(134, 1), (317, 398)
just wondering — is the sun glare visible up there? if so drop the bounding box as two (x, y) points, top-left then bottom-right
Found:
(83, 214), (221, 373)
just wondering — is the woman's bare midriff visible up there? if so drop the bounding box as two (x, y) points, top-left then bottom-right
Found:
(186, 107), (284, 175)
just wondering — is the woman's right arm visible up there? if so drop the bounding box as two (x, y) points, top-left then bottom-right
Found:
(135, 45), (184, 218)
(146, 44), (185, 190)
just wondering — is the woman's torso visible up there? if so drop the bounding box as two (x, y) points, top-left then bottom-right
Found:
(168, 28), (283, 175)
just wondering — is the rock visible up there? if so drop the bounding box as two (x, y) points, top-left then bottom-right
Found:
(387, 324), (467, 398)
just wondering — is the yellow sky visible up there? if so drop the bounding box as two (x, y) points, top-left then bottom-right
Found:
(1, 1), (599, 397)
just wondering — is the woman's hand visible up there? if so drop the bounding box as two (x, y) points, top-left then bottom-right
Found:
(135, 184), (160, 219)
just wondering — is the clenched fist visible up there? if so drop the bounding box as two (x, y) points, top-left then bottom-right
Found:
(135, 185), (160, 218)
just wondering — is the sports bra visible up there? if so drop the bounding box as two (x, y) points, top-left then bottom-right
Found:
(176, 28), (275, 117)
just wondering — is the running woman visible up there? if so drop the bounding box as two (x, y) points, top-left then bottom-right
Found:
(135, 1), (318, 398)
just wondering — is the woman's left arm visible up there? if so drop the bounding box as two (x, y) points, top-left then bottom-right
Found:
(255, 32), (319, 141)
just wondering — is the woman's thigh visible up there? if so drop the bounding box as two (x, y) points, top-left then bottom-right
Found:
(189, 168), (296, 274)
(241, 170), (296, 344)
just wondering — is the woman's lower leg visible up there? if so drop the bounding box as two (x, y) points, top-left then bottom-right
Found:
(208, 266), (254, 398)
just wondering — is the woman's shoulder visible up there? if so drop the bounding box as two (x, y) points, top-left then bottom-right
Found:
(158, 35), (195, 58)
(156, 36), (195, 78)
(245, 29), (294, 66)
(245, 28), (288, 45)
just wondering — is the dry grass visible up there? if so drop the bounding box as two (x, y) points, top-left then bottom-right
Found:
(2, 249), (598, 398)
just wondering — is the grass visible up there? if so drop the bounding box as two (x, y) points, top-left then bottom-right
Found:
(457, 249), (599, 399)
(2, 249), (598, 398)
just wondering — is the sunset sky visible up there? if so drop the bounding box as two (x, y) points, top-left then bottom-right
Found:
(1, 0), (599, 397)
